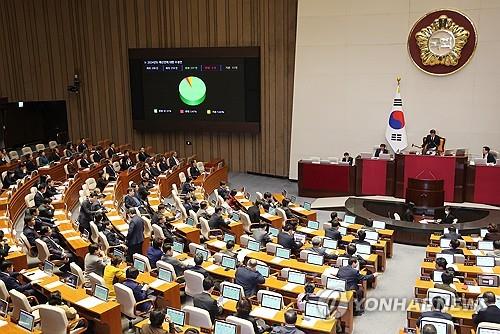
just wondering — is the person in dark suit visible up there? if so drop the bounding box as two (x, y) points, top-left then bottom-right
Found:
(49, 148), (61, 162)
(217, 181), (230, 200)
(193, 277), (223, 322)
(483, 146), (497, 164)
(187, 253), (209, 278)
(40, 226), (73, 271)
(280, 198), (295, 220)
(342, 152), (354, 165)
(105, 163), (118, 181)
(188, 160), (201, 179)
(77, 138), (88, 153)
(181, 178), (196, 195)
(78, 153), (91, 169)
(434, 271), (458, 297)
(354, 230), (371, 246)
(161, 244), (187, 277)
(308, 236), (337, 260)
(442, 239), (464, 255)
(24, 154), (37, 172)
(235, 259), (265, 297)
(120, 150), (134, 171)
(137, 147), (150, 162)
(157, 156), (169, 173)
(374, 144), (388, 157)
(0, 231), (10, 264)
(325, 213), (342, 241)
(277, 224), (303, 254)
(270, 310), (305, 334)
(122, 267), (153, 312)
(0, 261), (35, 295)
(473, 291), (500, 325)
(124, 188), (142, 209)
(424, 129), (441, 153)
(91, 146), (103, 163)
(22, 215), (39, 248)
(101, 221), (126, 248)
(442, 226), (462, 240)
(14, 162), (28, 180)
(2, 171), (16, 189)
(146, 238), (163, 269)
(484, 224), (500, 241)
(37, 150), (49, 167)
(260, 192), (276, 212)
(168, 151), (180, 168)
(126, 209), (145, 262)
(236, 297), (268, 334)
(208, 207), (229, 229)
(247, 202), (262, 225)
(77, 192), (101, 233)
(106, 142), (117, 158)
(416, 296), (453, 327)
(441, 206), (457, 224)
(337, 257), (377, 315)
(34, 183), (47, 207)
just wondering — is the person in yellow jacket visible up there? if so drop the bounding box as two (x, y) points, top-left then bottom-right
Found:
(103, 256), (126, 298)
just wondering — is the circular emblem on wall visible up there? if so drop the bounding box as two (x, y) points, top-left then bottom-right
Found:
(408, 9), (477, 76)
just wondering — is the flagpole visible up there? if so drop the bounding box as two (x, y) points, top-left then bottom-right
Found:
(396, 76), (401, 93)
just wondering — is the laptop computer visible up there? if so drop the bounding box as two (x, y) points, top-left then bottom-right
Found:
(307, 253), (324, 266)
(221, 256), (237, 270)
(222, 284), (241, 301)
(133, 258), (147, 273)
(307, 220), (320, 230)
(275, 247), (290, 259)
(0, 299), (8, 318)
(223, 233), (236, 243)
(158, 268), (173, 282)
(304, 301), (329, 319)
(66, 272), (79, 288)
(260, 293), (282, 310)
(256, 264), (270, 278)
(18, 309), (35, 332)
(287, 271), (306, 285)
(322, 238), (338, 250)
(326, 277), (346, 292)
(172, 241), (184, 254)
(195, 248), (209, 261)
(43, 260), (54, 276)
(113, 248), (125, 259)
(246, 240), (260, 252)
(166, 307), (186, 327)
(94, 284), (109, 302)
(303, 202), (312, 211)
(214, 320), (238, 334)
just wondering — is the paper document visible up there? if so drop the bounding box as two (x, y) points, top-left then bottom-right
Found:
(76, 296), (105, 309)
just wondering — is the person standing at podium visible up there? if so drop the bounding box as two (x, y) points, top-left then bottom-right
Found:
(483, 146), (497, 164)
(374, 144), (388, 158)
(423, 129), (441, 154)
(342, 152), (353, 165)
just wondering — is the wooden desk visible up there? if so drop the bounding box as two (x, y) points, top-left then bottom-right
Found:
(407, 300), (473, 334)
(33, 272), (121, 334)
(413, 278), (500, 300)
(235, 195), (284, 229)
(136, 272), (181, 309)
(298, 160), (355, 198)
(274, 193), (317, 221)
(57, 221), (90, 262)
(0, 317), (41, 333)
(355, 157), (395, 196)
(420, 261), (500, 278)
(135, 319), (200, 333)
(429, 234), (478, 247)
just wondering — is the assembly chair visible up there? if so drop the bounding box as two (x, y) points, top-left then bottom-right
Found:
(227, 316), (256, 334)
(182, 306), (212, 330)
(10, 289), (41, 322)
(199, 217), (222, 241)
(114, 283), (154, 330)
(0, 280), (10, 303)
(132, 253), (152, 273)
(156, 261), (178, 281)
(183, 270), (204, 297)
(69, 262), (86, 288)
(151, 224), (165, 239)
(88, 272), (105, 292)
(34, 239), (66, 268)
(477, 322), (500, 334)
(38, 305), (88, 334)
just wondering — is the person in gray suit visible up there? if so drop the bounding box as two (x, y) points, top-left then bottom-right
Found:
(84, 244), (108, 281)
(125, 208), (144, 262)
(270, 309), (305, 334)
(160, 244), (186, 277)
(307, 236), (337, 260)
(337, 257), (378, 315)
(193, 277), (223, 322)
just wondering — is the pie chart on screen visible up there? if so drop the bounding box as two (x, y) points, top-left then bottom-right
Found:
(178, 76), (206, 106)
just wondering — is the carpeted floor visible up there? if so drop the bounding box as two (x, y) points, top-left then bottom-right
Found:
(227, 172), (422, 333)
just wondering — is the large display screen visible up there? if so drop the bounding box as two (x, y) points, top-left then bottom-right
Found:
(129, 47), (260, 132)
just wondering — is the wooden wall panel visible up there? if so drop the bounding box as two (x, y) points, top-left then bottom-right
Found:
(0, 0), (297, 177)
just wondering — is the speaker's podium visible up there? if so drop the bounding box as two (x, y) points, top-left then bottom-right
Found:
(405, 178), (445, 216)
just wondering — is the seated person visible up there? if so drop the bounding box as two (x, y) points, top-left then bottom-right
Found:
(103, 256), (126, 297)
(157, 156), (170, 173)
(40, 226), (74, 271)
(261, 192), (276, 212)
(122, 267), (154, 312)
(442, 226), (462, 240)
(124, 187), (142, 209)
(193, 277), (223, 322)
(196, 201), (211, 221)
(96, 170), (109, 193)
(78, 153), (91, 169)
(208, 207), (230, 229)
(271, 309), (305, 334)
(403, 202), (415, 222)
(235, 259), (265, 297)
(120, 150), (134, 171)
(354, 230), (371, 246)
(101, 221), (126, 249)
(181, 178), (196, 195)
(484, 224), (500, 241)
(24, 153), (37, 172)
(416, 296), (453, 327)
(217, 181), (230, 200)
(48, 291), (83, 330)
(435, 257), (448, 272)
(441, 239), (464, 255)
(325, 213), (342, 241)
(297, 282), (320, 311)
(220, 240), (237, 258)
(154, 215), (176, 244)
(308, 236), (337, 260)
(168, 151), (180, 168)
(14, 162), (29, 180)
(280, 198), (295, 220)
(434, 271), (458, 297)
(487, 240), (500, 258)
(342, 152), (353, 165)
(277, 224), (303, 254)
(22, 215), (39, 248)
(473, 291), (500, 325)
(226, 189), (239, 209)
(142, 309), (167, 334)
(189, 160), (201, 179)
(137, 147), (150, 162)
(247, 201), (262, 225)
(161, 244), (187, 277)
(422, 324), (437, 334)
(147, 238), (164, 269)
(423, 129), (441, 154)
(0, 261), (35, 295)
(2, 171), (16, 189)
(37, 150), (49, 167)
(84, 244), (108, 281)
(187, 253), (210, 278)
(339, 244), (367, 271)
(483, 146), (497, 164)
(374, 143), (388, 157)
(337, 257), (377, 315)
(441, 206), (457, 224)
(0, 231), (9, 264)
(236, 297), (268, 334)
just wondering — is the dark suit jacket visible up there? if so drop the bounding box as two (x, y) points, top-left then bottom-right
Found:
(337, 265), (374, 290)
(442, 213), (456, 224)
(34, 191), (45, 207)
(417, 310), (453, 327)
(374, 148), (388, 157)
(0, 271), (32, 292)
(247, 205), (261, 224)
(341, 156), (353, 165)
(484, 232), (500, 241)
(23, 226), (39, 247)
(235, 267), (265, 296)
(277, 232), (302, 253)
(41, 235), (65, 258)
(193, 292), (222, 322)
(441, 248), (464, 255)
(425, 135), (441, 150)
(443, 232), (462, 240)
(181, 183), (195, 195)
(79, 158), (90, 169)
(124, 195), (141, 209)
(103, 229), (123, 246)
(486, 152), (497, 164)
(138, 152), (149, 162)
(120, 157), (133, 171)
(325, 227), (342, 241)
(309, 246), (337, 260)
(168, 156), (179, 168)
(122, 279), (152, 312)
(473, 305), (500, 325)
(77, 143), (87, 153)
(208, 213), (229, 229)
(126, 215), (144, 246)
(161, 255), (186, 277)
(77, 199), (99, 232)
(106, 147), (116, 158)
(189, 166), (201, 178)
(187, 265), (209, 278)
(92, 152), (103, 163)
